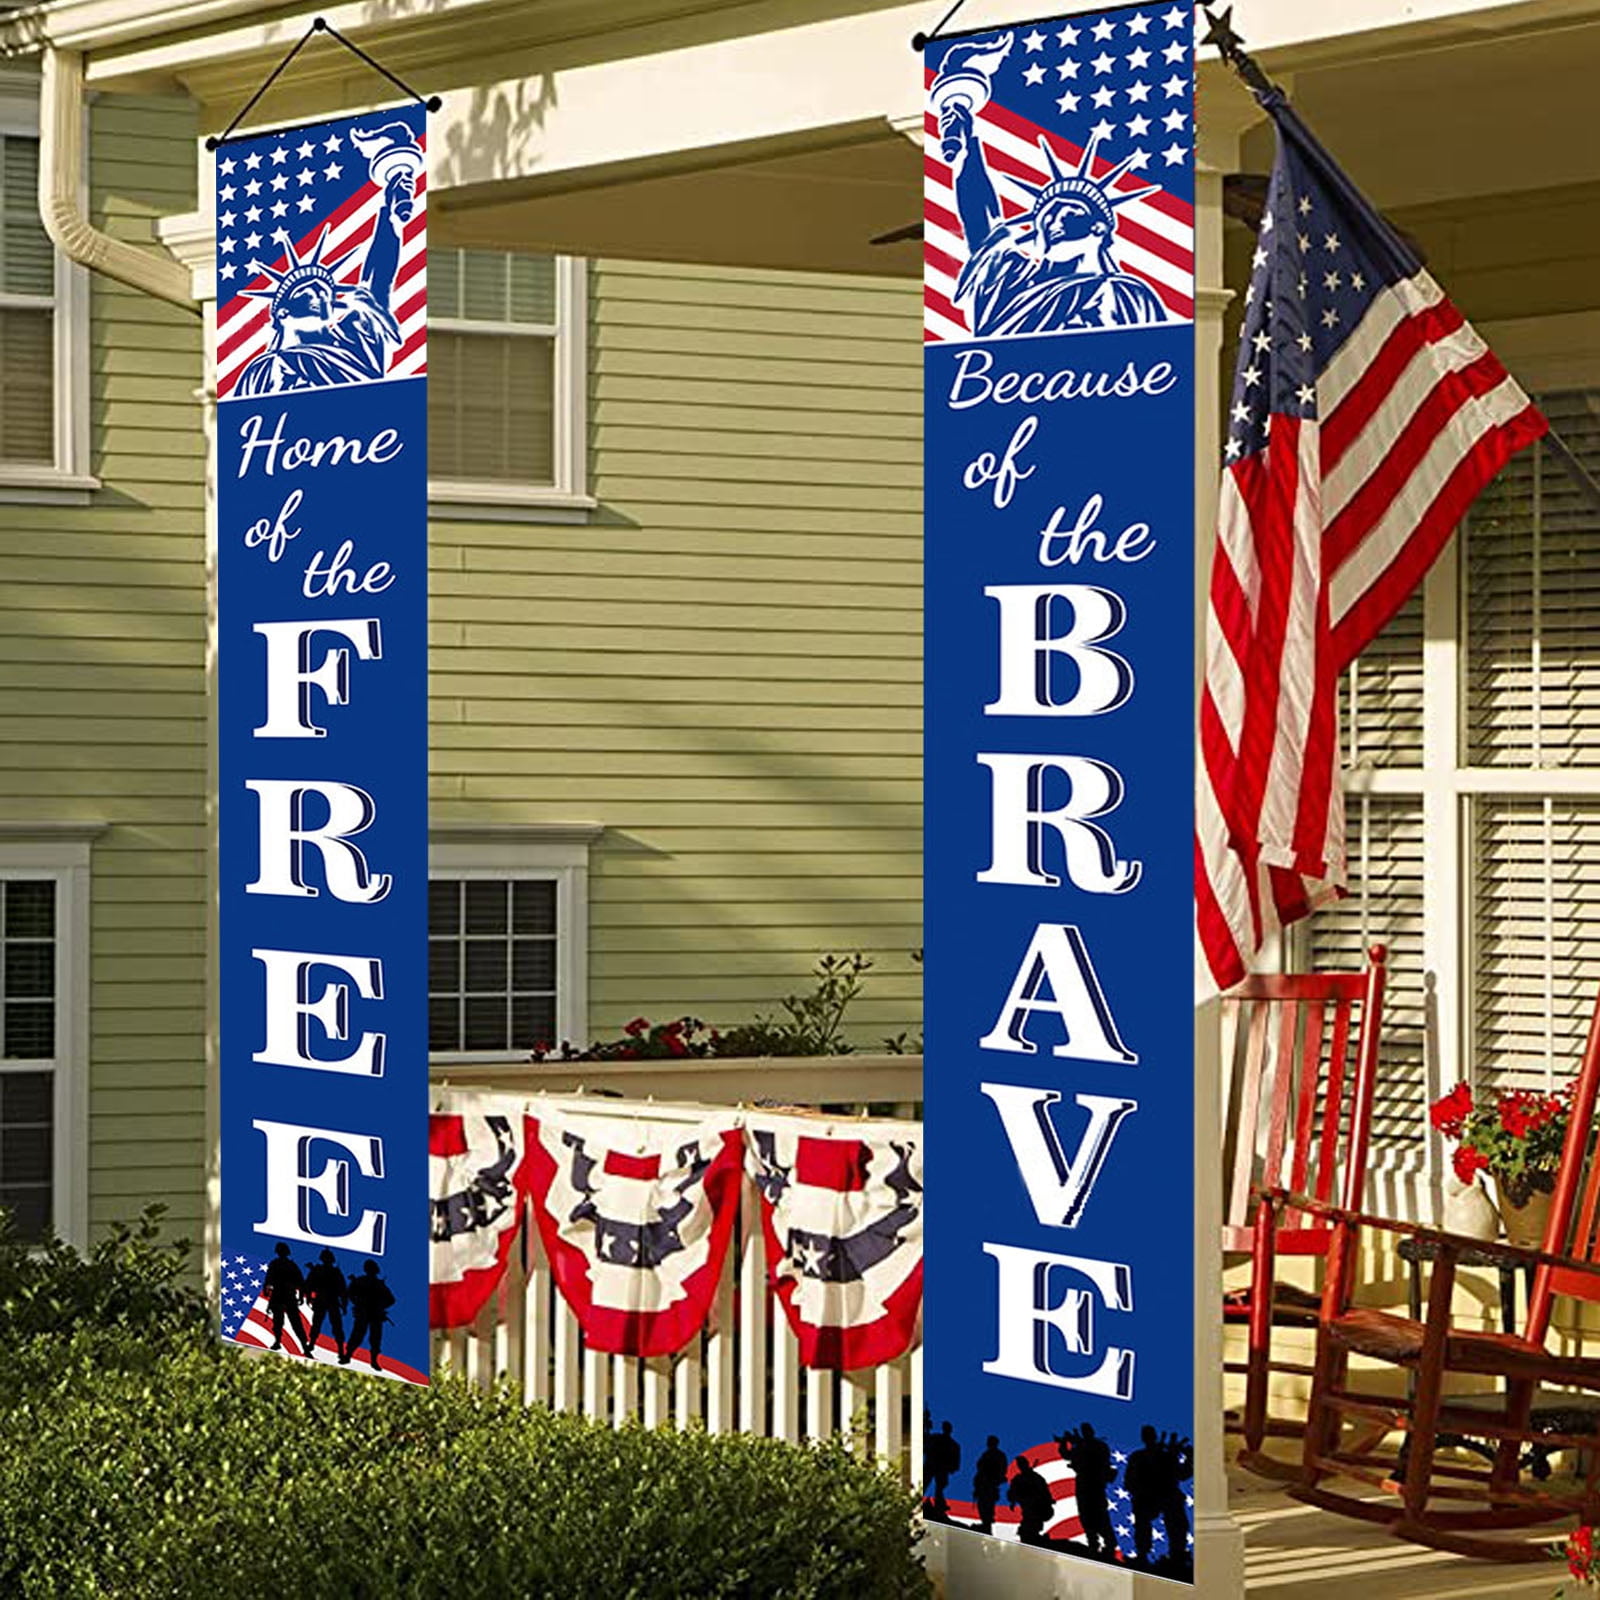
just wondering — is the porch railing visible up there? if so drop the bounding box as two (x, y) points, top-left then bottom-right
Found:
(430, 1077), (925, 1492)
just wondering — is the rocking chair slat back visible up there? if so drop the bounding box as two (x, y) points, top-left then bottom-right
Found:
(1529, 997), (1600, 1329)
(1221, 947), (1387, 1255)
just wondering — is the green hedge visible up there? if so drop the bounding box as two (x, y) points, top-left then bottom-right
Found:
(0, 1328), (929, 1600)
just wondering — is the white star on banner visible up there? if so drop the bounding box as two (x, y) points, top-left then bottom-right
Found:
(1022, 27), (1046, 50)
(1163, 108), (1187, 130)
(1162, 141), (1188, 164)
(1091, 17), (1116, 40)
(323, 133), (342, 153)
(1023, 63), (1045, 85)
(218, 157), (236, 175)
(1057, 23), (1080, 45)
(296, 139), (314, 158)
(1091, 85), (1115, 108)
(1058, 59), (1080, 79)
(323, 162), (343, 181)
(1126, 80), (1151, 102)
(1162, 5), (1187, 26)
(1091, 51), (1115, 73)
(1163, 39), (1188, 62)
(1126, 11), (1151, 33)
(1162, 73), (1187, 96)
(1128, 46), (1151, 68)
(1127, 114), (1151, 136)
(1058, 91), (1081, 112)
(244, 151), (262, 170)
(270, 146), (287, 165)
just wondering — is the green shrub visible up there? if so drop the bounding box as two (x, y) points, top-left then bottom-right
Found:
(0, 1203), (206, 1343)
(0, 1329), (929, 1600)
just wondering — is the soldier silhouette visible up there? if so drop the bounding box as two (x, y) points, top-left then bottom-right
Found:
(342, 1258), (395, 1370)
(302, 1248), (348, 1360)
(1057, 1422), (1117, 1558)
(263, 1240), (309, 1354)
(924, 1420), (961, 1518)
(971, 1435), (1009, 1535)
(1125, 1425), (1193, 1569)
(1007, 1453), (1054, 1546)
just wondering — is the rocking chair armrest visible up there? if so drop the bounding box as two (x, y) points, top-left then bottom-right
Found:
(1262, 1187), (1600, 1279)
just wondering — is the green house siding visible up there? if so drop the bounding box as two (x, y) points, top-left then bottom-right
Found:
(0, 93), (207, 1240)
(429, 259), (924, 1045)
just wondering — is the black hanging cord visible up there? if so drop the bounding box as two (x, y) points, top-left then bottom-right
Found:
(205, 15), (441, 151)
(911, 0), (971, 52)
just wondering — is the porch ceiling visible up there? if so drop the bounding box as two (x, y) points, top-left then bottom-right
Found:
(432, 123), (923, 279)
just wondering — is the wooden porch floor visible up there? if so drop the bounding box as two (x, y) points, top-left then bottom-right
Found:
(1232, 1458), (1566, 1597)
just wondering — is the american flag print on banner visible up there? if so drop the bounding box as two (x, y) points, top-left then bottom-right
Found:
(429, 1096), (531, 1330)
(221, 1254), (428, 1384)
(215, 119), (426, 399)
(746, 1125), (923, 1370)
(1194, 94), (1547, 992)
(923, 6), (1195, 343)
(523, 1112), (744, 1358)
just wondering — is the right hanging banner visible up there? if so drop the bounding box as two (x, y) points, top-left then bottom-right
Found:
(921, 2), (1197, 1583)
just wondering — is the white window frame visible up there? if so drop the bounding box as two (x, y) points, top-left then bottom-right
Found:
(427, 822), (599, 1072)
(1315, 312), (1600, 1205)
(0, 823), (102, 1248)
(427, 255), (592, 520)
(0, 75), (94, 501)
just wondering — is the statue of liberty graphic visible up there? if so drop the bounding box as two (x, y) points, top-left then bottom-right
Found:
(933, 34), (1169, 338)
(234, 121), (422, 395)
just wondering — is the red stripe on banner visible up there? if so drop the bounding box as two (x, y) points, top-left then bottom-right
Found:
(924, 285), (970, 331)
(1319, 298), (1467, 473)
(795, 1136), (869, 1192)
(603, 1149), (662, 1180)
(1329, 400), (1547, 670)
(925, 240), (962, 282)
(924, 196), (962, 239)
(1323, 348), (1513, 573)
(392, 287), (427, 328)
(392, 326), (427, 369)
(429, 1113), (467, 1159)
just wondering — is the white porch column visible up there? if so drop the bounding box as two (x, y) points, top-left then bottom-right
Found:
(155, 198), (219, 1296)
(1191, 118), (1248, 1600)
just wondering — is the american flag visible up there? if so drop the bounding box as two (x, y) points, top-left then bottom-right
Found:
(1195, 94), (1546, 992)
(214, 118), (426, 400)
(923, 5), (1196, 343)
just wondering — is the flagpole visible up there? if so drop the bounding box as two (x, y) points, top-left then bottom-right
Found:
(1198, 4), (1600, 518)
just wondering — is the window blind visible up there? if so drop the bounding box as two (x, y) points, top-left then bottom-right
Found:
(1342, 588), (1424, 768)
(0, 134), (53, 466)
(1473, 798), (1600, 1096)
(428, 248), (557, 485)
(1304, 796), (1428, 1154)
(1466, 390), (1600, 768)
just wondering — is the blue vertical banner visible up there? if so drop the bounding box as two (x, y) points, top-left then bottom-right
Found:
(922, 4), (1195, 1580)
(216, 104), (429, 1384)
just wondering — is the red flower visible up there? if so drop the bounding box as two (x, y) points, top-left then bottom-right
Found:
(624, 1017), (649, 1038)
(1569, 1524), (1596, 1580)
(1430, 1083), (1473, 1137)
(1499, 1093), (1535, 1140)
(1452, 1144), (1489, 1183)
(665, 1032), (688, 1057)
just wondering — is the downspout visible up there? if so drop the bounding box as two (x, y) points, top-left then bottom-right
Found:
(39, 46), (198, 315)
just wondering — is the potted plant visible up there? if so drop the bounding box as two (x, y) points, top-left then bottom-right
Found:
(1429, 1080), (1573, 1248)
(1556, 1524), (1598, 1594)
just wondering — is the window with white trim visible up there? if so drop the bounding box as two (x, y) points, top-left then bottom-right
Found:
(0, 833), (93, 1246)
(1303, 374), (1600, 1192)
(0, 79), (90, 493)
(428, 830), (594, 1066)
(427, 249), (588, 511)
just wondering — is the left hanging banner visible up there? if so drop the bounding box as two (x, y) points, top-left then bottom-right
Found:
(215, 104), (429, 1385)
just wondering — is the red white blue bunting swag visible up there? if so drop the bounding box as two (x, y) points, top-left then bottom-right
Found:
(427, 1098), (926, 1372)
(524, 1112), (745, 1359)
(746, 1127), (924, 1370)
(428, 1097), (532, 1328)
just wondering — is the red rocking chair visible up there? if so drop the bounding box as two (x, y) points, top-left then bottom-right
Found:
(1287, 983), (1600, 1560)
(1221, 945), (1387, 1477)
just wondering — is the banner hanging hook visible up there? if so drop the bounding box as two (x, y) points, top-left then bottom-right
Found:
(205, 15), (442, 151)
(911, 0), (972, 52)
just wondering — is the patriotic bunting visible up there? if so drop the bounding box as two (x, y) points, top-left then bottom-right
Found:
(746, 1127), (924, 1371)
(523, 1110), (745, 1358)
(427, 1097), (927, 1369)
(429, 1097), (532, 1328)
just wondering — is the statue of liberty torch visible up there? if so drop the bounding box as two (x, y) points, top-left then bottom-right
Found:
(932, 34), (1169, 337)
(234, 121), (423, 395)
